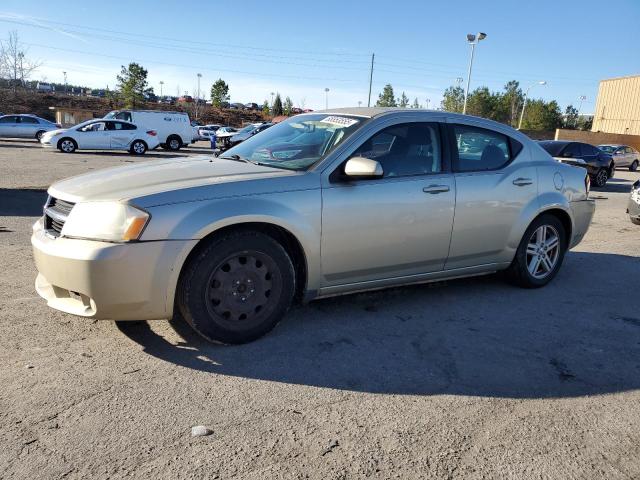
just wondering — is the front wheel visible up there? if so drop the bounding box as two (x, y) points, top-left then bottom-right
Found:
(592, 168), (608, 188)
(130, 140), (147, 155)
(630, 160), (639, 172)
(58, 138), (77, 153)
(166, 136), (182, 151)
(177, 230), (295, 344)
(505, 214), (567, 288)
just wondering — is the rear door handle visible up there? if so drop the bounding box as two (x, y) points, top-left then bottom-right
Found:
(512, 177), (533, 186)
(423, 184), (450, 194)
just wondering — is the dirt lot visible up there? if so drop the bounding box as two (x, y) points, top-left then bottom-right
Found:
(1, 138), (639, 479)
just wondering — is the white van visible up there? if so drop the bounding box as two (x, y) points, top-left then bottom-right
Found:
(104, 110), (192, 150)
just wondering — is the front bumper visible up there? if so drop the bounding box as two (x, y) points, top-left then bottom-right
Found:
(32, 224), (196, 320)
(569, 199), (596, 248)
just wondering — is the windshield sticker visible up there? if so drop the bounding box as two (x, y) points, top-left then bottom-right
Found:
(320, 116), (359, 128)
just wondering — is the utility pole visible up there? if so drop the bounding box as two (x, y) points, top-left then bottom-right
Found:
(367, 53), (375, 107)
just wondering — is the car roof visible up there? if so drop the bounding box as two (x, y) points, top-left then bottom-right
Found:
(598, 144), (624, 147)
(538, 140), (570, 145)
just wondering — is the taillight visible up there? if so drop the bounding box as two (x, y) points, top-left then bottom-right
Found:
(146, 130), (157, 136)
(585, 174), (590, 197)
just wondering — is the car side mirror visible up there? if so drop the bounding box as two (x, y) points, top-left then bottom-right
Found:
(344, 157), (383, 179)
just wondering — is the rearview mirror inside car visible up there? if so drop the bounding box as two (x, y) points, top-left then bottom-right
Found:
(344, 157), (383, 178)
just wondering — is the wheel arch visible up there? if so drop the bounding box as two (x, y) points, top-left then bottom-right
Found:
(56, 136), (77, 150)
(166, 219), (312, 317)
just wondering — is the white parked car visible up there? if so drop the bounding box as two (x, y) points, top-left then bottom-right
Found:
(197, 124), (221, 141)
(40, 119), (160, 154)
(104, 110), (192, 151)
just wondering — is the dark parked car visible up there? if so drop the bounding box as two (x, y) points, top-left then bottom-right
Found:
(228, 123), (273, 148)
(538, 140), (615, 187)
(244, 102), (260, 111)
(628, 180), (640, 225)
(598, 144), (639, 171)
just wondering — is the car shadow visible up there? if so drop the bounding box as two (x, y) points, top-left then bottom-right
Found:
(0, 188), (47, 216)
(52, 151), (194, 159)
(117, 251), (640, 399)
(593, 178), (634, 193)
(0, 139), (43, 149)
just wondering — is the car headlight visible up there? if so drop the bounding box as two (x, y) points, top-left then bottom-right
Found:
(61, 202), (150, 242)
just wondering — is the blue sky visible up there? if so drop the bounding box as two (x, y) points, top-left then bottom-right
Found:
(1, 0), (638, 111)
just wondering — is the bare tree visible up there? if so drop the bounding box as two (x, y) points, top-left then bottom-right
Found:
(0, 31), (42, 93)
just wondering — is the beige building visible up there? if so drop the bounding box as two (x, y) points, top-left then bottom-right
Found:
(592, 74), (640, 135)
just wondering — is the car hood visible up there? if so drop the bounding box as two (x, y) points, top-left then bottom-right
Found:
(48, 155), (299, 205)
(43, 128), (68, 137)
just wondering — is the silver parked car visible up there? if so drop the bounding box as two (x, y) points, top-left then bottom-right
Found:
(0, 114), (60, 141)
(32, 108), (595, 344)
(598, 144), (639, 171)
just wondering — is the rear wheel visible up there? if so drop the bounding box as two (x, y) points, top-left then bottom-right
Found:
(630, 160), (639, 172)
(631, 217), (640, 226)
(505, 214), (567, 288)
(592, 168), (608, 188)
(177, 230), (295, 344)
(58, 138), (77, 153)
(130, 140), (147, 155)
(35, 130), (46, 141)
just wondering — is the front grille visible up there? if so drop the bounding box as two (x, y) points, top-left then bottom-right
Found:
(44, 196), (75, 237)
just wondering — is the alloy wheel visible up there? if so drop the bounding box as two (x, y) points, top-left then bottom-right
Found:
(169, 139), (180, 150)
(526, 225), (560, 279)
(61, 140), (75, 152)
(133, 141), (145, 154)
(595, 169), (608, 187)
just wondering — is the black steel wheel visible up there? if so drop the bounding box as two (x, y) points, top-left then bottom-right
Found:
(177, 230), (295, 344)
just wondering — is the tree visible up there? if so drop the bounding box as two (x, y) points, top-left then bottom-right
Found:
(441, 85), (465, 113)
(116, 63), (148, 109)
(412, 98), (421, 109)
(272, 93), (284, 116)
(210, 79), (230, 108)
(0, 31), (41, 93)
(520, 99), (562, 131)
(376, 84), (397, 107)
(262, 100), (270, 116)
(564, 104), (579, 129)
(284, 96), (293, 116)
(398, 91), (409, 108)
(465, 86), (499, 119)
(500, 80), (523, 127)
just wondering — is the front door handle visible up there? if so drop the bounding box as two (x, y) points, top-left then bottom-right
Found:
(423, 184), (450, 194)
(512, 177), (533, 186)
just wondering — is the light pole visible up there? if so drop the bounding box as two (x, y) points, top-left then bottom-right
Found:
(196, 73), (202, 119)
(159, 81), (164, 98)
(63, 71), (67, 94)
(462, 32), (487, 115)
(324, 88), (330, 109)
(358, 101), (362, 108)
(425, 98), (430, 109)
(576, 95), (587, 127)
(270, 92), (275, 107)
(518, 80), (547, 130)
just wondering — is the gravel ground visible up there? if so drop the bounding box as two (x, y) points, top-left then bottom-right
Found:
(1, 139), (639, 479)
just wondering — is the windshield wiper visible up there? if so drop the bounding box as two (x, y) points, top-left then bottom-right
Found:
(218, 154), (251, 163)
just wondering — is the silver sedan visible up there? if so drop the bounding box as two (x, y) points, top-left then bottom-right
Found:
(0, 114), (60, 141)
(32, 108), (595, 344)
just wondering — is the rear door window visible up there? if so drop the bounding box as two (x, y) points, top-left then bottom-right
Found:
(115, 112), (132, 122)
(452, 124), (512, 172)
(563, 143), (582, 158)
(19, 116), (39, 124)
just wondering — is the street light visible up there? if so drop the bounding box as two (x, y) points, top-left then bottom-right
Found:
(358, 101), (362, 108)
(270, 92), (275, 107)
(518, 80), (547, 130)
(159, 80), (164, 98)
(62, 71), (67, 94)
(462, 32), (487, 115)
(324, 88), (330, 109)
(425, 98), (431, 109)
(576, 95), (587, 126)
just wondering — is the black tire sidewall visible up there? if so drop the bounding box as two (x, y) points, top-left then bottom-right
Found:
(167, 136), (181, 150)
(511, 214), (567, 288)
(35, 130), (45, 141)
(178, 231), (295, 344)
(58, 138), (76, 153)
(630, 160), (639, 172)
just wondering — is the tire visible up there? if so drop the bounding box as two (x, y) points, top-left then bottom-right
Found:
(592, 168), (608, 188)
(35, 130), (46, 141)
(631, 217), (640, 226)
(166, 135), (182, 151)
(177, 230), (296, 344)
(630, 160), (639, 172)
(504, 214), (567, 288)
(58, 138), (77, 153)
(130, 140), (147, 155)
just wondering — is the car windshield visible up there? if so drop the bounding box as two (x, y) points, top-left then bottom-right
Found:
(222, 114), (364, 171)
(538, 141), (566, 156)
(598, 145), (616, 153)
(238, 125), (257, 134)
